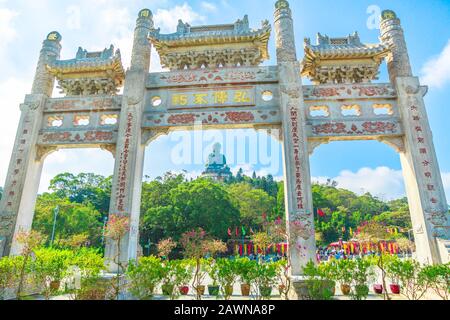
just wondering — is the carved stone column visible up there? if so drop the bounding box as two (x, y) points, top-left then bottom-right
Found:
(0, 32), (62, 256)
(380, 10), (413, 85)
(104, 10), (153, 272)
(381, 11), (449, 264)
(274, 0), (317, 283)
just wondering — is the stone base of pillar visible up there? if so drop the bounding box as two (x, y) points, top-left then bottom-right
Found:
(289, 277), (312, 300)
(289, 277), (339, 300)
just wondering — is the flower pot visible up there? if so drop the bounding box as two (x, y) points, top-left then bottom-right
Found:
(355, 285), (370, 299)
(340, 284), (351, 296)
(323, 281), (336, 297)
(196, 285), (206, 296)
(390, 284), (401, 295)
(224, 285), (234, 297)
(208, 285), (220, 296)
(373, 284), (384, 294)
(50, 280), (61, 291)
(162, 284), (175, 296)
(241, 284), (251, 296)
(259, 286), (273, 298)
(179, 286), (189, 295)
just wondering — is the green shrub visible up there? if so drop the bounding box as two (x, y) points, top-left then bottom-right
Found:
(216, 258), (239, 300)
(254, 261), (278, 300)
(33, 248), (73, 299)
(350, 258), (376, 300)
(386, 258), (427, 300)
(127, 256), (164, 300)
(302, 261), (335, 300)
(0, 256), (23, 300)
(235, 257), (258, 287)
(420, 263), (450, 300)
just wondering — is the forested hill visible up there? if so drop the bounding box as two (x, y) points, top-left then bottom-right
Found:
(9, 171), (414, 250)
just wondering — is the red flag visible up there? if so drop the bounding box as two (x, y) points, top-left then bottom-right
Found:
(227, 228), (232, 237)
(317, 209), (326, 217)
(262, 212), (267, 221)
(235, 227), (239, 237)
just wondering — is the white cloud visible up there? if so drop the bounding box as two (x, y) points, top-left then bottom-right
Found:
(153, 3), (205, 33)
(0, 8), (18, 55)
(0, 8), (17, 38)
(421, 39), (450, 89)
(313, 167), (406, 201)
(201, 2), (218, 12)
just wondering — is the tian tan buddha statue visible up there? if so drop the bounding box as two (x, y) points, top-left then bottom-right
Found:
(202, 143), (232, 181)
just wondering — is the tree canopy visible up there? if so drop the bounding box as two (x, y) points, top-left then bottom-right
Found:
(30, 170), (415, 251)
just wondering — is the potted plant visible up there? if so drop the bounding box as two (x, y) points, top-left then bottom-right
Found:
(254, 262), (278, 300)
(205, 259), (220, 297)
(386, 258), (427, 300)
(160, 260), (176, 298)
(175, 260), (194, 297)
(33, 248), (72, 300)
(235, 257), (256, 297)
(217, 258), (238, 300)
(126, 256), (163, 300)
(180, 229), (227, 300)
(350, 258), (376, 301)
(335, 259), (354, 296)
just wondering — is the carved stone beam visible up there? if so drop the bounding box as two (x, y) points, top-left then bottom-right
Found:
(308, 138), (330, 155)
(377, 136), (405, 153)
(253, 124), (283, 141)
(100, 144), (117, 158)
(35, 146), (59, 162)
(142, 128), (170, 146)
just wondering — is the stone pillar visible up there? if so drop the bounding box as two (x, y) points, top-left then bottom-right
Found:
(274, 0), (316, 281)
(380, 10), (413, 84)
(0, 32), (61, 256)
(381, 11), (449, 264)
(105, 10), (153, 272)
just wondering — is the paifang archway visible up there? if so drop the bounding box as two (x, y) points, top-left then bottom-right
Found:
(0, 0), (448, 285)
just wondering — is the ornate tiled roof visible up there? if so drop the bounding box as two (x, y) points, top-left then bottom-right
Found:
(149, 16), (271, 70)
(301, 32), (390, 84)
(303, 32), (389, 59)
(47, 45), (125, 78)
(47, 45), (125, 96)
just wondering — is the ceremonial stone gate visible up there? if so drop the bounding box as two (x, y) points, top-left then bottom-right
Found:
(1, 0), (449, 289)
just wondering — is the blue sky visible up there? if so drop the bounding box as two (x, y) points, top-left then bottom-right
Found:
(0, 0), (449, 201)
